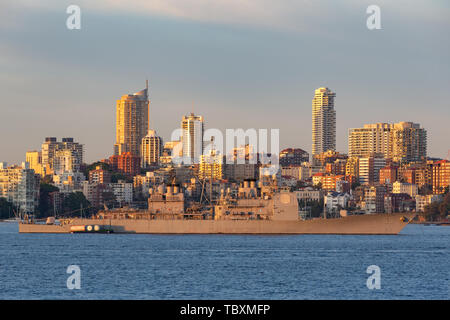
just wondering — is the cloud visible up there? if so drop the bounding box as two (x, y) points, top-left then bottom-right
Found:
(5, 0), (450, 33)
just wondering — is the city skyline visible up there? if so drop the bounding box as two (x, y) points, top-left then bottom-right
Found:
(1, 1), (449, 164)
(1, 81), (447, 165)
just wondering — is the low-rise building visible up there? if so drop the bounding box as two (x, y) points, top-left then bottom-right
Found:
(384, 193), (414, 213)
(362, 185), (386, 214)
(295, 188), (324, 202)
(89, 166), (111, 184)
(324, 191), (351, 214)
(415, 194), (442, 212)
(392, 181), (418, 198)
(109, 180), (133, 204)
(53, 171), (86, 193)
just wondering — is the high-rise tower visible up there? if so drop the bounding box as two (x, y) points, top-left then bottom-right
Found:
(312, 87), (336, 155)
(181, 113), (204, 164)
(141, 129), (163, 168)
(114, 82), (149, 156)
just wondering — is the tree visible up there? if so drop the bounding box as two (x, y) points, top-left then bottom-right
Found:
(111, 172), (131, 183)
(438, 193), (450, 217)
(82, 161), (111, 178)
(102, 190), (117, 208)
(41, 175), (53, 184)
(62, 192), (91, 217)
(0, 197), (15, 219)
(37, 183), (59, 218)
(419, 184), (433, 196)
(299, 198), (324, 218)
(423, 202), (442, 221)
(351, 182), (361, 191)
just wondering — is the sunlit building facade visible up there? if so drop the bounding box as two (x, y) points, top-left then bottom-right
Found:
(312, 87), (336, 155)
(114, 85), (149, 156)
(141, 130), (163, 168)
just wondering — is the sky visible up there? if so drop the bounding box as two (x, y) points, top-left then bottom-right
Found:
(1, 0), (449, 164)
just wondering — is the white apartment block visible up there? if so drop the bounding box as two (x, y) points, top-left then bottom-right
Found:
(0, 162), (40, 214)
(415, 194), (442, 212)
(109, 181), (133, 204)
(393, 181), (418, 198)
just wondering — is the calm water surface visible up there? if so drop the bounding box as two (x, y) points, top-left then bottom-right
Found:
(0, 222), (448, 299)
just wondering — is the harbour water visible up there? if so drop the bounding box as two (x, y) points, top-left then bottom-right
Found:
(0, 222), (448, 299)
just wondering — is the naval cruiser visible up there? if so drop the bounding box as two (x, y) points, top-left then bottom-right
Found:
(19, 181), (414, 235)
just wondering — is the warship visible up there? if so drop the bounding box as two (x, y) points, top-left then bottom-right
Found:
(19, 181), (414, 235)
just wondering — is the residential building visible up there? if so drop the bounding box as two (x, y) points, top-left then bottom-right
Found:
(432, 160), (450, 194)
(312, 172), (325, 186)
(312, 87), (336, 155)
(279, 148), (309, 166)
(324, 192), (351, 214)
(88, 166), (111, 184)
(415, 194), (442, 212)
(52, 171), (85, 193)
(53, 149), (82, 174)
(109, 152), (140, 178)
(362, 185), (386, 214)
(181, 113), (204, 164)
(348, 122), (427, 163)
(82, 182), (112, 208)
(0, 162), (40, 214)
(225, 164), (258, 182)
(379, 165), (398, 185)
(281, 166), (302, 181)
(313, 150), (346, 167)
(160, 140), (182, 164)
(114, 84), (149, 156)
(199, 149), (225, 180)
(25, 151), (44, 176)
(398, 167), (416, 184)
(345, 157), (359, 180)
(109, 181), (133, 204)
(392, 181), (418, 198)
(384, 193), (414, 213)
(325, 159), (347, 175)
(229, 144), (256, 163)
(41, 137), (83, 175)
(359, 156), (386, 185)
(141, 129), (163, 168)
(296, 188), (324, 202)
(322, 174), (346, 191)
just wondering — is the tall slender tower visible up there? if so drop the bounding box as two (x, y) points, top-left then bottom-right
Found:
(181, 113), (204, 164)
(114, 83), (149, 156)
(312, 87), (336, 155)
